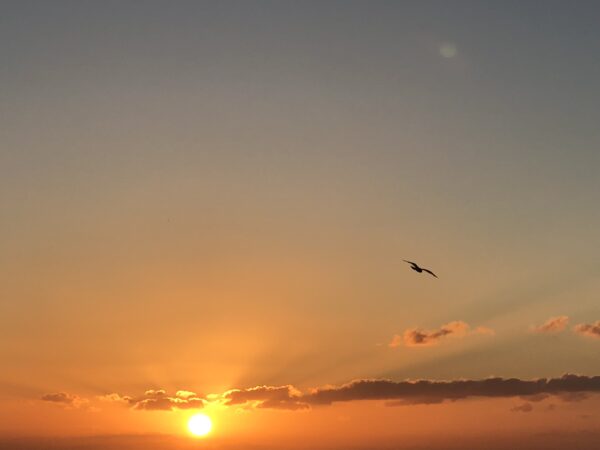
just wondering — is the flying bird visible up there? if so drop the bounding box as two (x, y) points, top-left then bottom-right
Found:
(403, 260), (438, 278)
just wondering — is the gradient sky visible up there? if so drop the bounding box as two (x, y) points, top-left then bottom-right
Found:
(1, 1), (600, 448)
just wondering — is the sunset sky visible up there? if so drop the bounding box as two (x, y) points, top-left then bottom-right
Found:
(1, 1), (600, 449)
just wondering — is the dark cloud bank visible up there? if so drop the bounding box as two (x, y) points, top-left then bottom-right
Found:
(44, 375), (600, 412)
(303, 374), (600, 407)
(228, 374), (600, 410)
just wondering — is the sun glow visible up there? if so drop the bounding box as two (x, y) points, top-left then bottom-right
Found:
(187, 413), (212, 437)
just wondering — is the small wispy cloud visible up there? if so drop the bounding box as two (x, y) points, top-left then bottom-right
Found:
(389, 321), (494, 348)
(510, 402), (533, 413)
(573, 321), (600, 339)
(41, 392), (88, 409)
(531, 316), (569, 334)
(97, 393), (131, 403)
(556, 391), (589, 402)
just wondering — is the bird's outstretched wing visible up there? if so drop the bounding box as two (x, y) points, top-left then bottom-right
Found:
(423, 268), (438, 278)
(403, 260), (418, 266)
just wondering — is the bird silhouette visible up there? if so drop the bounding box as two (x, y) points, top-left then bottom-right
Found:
(403, 260), (437, 278)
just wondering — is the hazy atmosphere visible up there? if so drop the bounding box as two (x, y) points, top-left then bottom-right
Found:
(2, 1), (600, 449)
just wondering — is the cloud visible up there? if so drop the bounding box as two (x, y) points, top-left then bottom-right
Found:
(41, 392), (88, 409)
(302, 374), (600, 406)
(510, 403), (533, 412)
(532, 316), (569, 334)
(529, 317), (600, 338)
(54, 374), (600, 414)
(98, 393), (131, 403)
(103, 389), (205, 411)
(573, 321), (600, 339)
(556, 391), (589, 402)
(175, 390), (197, 399)
(510, 402), (533, 413)
(41, 392), (77, 404)
(390, 321), (494, 347)
(385, 397), (445, 406)
(520, 393), (550, 402)
(222, 385), (309, 410)
(102, 386), (308, 412)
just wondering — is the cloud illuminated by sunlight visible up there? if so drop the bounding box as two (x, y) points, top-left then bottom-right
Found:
(531, 316), (569, 334)
(389, 321), (494, 347)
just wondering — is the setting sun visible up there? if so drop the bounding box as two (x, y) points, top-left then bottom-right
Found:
(187, 413), (212, 437)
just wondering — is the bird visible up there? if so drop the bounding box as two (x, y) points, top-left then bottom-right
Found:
(403, 260), (438, 278)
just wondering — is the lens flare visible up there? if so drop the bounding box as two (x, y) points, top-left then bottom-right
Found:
(439, 42), (457, 58)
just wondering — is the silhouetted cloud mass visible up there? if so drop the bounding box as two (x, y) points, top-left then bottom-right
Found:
(41, 392), (87, 409)
(41, 392), (79, 404)
(102, 389), (204, 411)
(222, 385), (309, 410)
(532, 316), (569, 334)
(57, 374), (600, 413)
(573, 321), (600, 339)
(389, 321), (494, 347)
(302, 374), (600, 406)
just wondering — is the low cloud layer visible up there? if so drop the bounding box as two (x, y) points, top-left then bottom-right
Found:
(100, 389), (205, 411)
(45, 374), (600, 413)
(303, 374), (600, 406)
(223, 385), (308, 410)
(389, 321), (494, 347)
(532, 316), (569, 334)
(213, 374), (600, 409)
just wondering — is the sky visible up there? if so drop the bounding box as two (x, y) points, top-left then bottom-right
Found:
(1, 1), (600, 448)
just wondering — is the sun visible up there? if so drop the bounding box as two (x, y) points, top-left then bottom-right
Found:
(187, 413), (212, 437)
